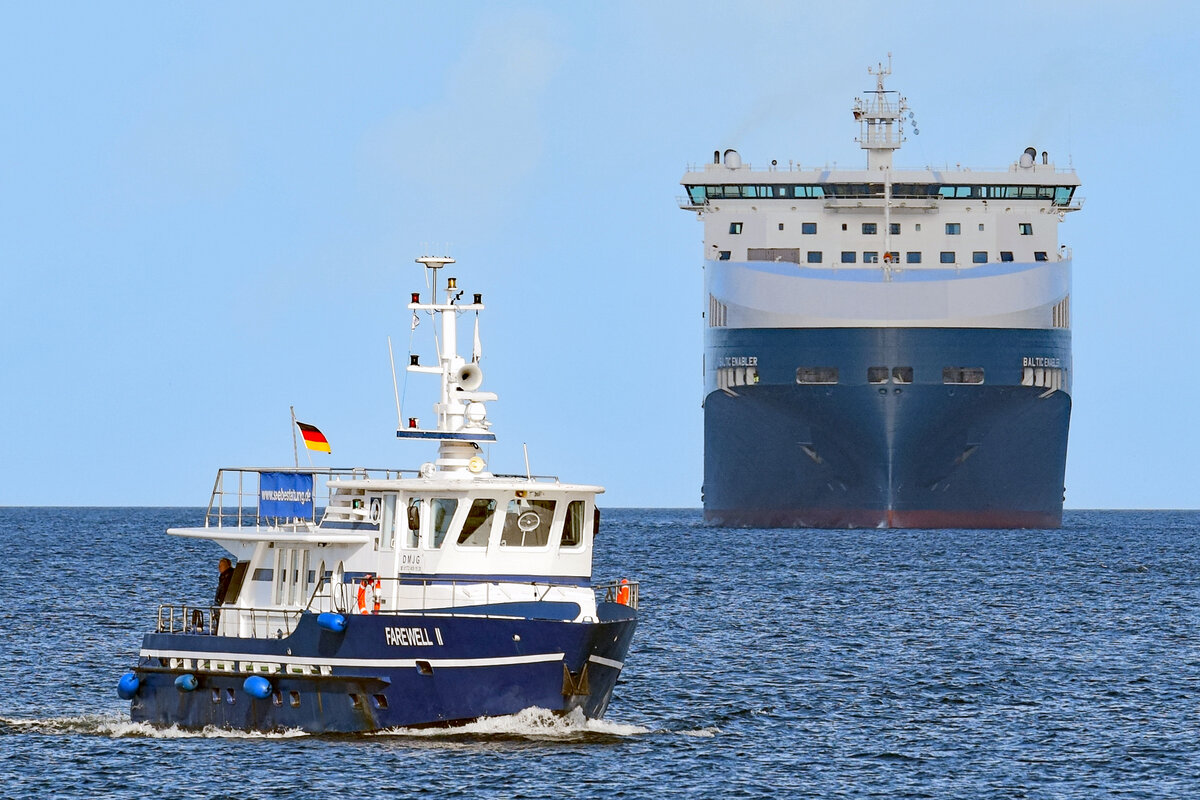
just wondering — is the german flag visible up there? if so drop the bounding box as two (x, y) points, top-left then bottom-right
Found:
(296, 421), (331, 453)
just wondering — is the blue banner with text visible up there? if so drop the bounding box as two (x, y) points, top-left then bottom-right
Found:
(258, 472), (314, 518)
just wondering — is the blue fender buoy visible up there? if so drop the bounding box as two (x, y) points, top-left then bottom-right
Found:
(117, 672), (140, 700)
(174, 673), (198, 692)
(243, 675), (272, 699)
(317, 612), (347, 633)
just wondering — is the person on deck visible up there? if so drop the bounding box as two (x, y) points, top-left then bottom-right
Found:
(213, 557), (235, 628)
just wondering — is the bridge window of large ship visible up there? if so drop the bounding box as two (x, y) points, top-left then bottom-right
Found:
(457, 498), (498, 547)
(802, 222), (817, 234)
(729, 222), (743, 234)
(500, 499), (556, 548)
(892, 367), (913, 384)
(867, 367), (889, 384)
(1035, 251), (1048, 261)
(718, 251), (730, 261)
(940, 251), (955, 264)
(841, 251), (856, 264)
(943, 367), (985, 384)
(1000, 251), (1014, 262)
(430, 498), (458, 548)
(946, 223), (961, 235)
(1019, 223), (1033, 235)
(864, 251), (879, 264)
(796, 367), (838, 384)
(906, 252), (921, 264)
(561, 500), (586, 548)
(807, 251), (822, 264)
(862, 222), (877, 235)
(890, 223), (901, 235)
(972, 251), (988, 264)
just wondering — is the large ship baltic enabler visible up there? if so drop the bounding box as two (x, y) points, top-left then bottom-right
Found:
(679, 57), (1082, 529)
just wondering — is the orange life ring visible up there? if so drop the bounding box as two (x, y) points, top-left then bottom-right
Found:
(883, 252), (894, 263)
(356, 580), (368, 614)
(372, 578), (382, 614)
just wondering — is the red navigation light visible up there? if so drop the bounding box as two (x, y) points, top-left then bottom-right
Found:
(411, 292), (420, 303)
(408, 418), (418, 429)
(473, 293), (482, 304)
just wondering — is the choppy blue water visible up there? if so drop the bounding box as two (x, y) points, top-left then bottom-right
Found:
(1, 508), (1197, 798)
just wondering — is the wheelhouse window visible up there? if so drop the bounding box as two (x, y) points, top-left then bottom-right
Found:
(802, 222), (817, 234)
(889, 223), (900, 235)
(457, 498), (498, 547)
(797, 367), (838, 384)
(561, 500), (586, 548)
(718, 251), (731, 261)
(864, 251), (879, 264)
(1000, 251), (1014, 262)
(940, 251), (955, 264)
(906, 252), (921, 264)
(729, 222), (743, 234)
(500, 499), (556, 548)
(943, 367), (985, 385)
(946, 223), (961, 235)
(972, 251), (987, 264)
(862, 222), (877, 235)
(841, 251), (856, 264)
(429, 498), (458, 548)
(405, 498), (421, 547)
(806, 251), (822, 264)
(1035, 251), (1048, 261)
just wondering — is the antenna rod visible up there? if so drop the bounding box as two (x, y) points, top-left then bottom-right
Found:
(523, 442), (531, 481)
(387, 336), (402, 428)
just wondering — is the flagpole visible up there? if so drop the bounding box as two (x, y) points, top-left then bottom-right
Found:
(290, 406), (298, 467)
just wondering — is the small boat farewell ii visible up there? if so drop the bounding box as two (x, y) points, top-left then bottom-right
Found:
(117, 255), (639, 732)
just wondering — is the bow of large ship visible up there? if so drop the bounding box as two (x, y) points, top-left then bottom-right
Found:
(679, 56), (1082, 529)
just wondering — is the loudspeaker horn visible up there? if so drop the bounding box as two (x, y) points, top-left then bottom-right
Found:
(456, 363), (484, 391)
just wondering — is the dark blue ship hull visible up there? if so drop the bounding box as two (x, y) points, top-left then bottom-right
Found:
(127, 603), (636, 732)
(704, 327), (1071, 528)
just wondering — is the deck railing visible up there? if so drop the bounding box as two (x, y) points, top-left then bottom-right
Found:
(153, 576), (640, 640)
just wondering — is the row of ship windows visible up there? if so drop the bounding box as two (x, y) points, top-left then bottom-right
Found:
(729, 221), (1034, 236)
(689, 184), (1076, 204)
(797, 367), (984, 384)
(718, 365), (1065, 388)
(728, 249), (1050, 264)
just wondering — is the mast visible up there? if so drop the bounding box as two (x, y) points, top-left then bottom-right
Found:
(853, 53), (907, 171)
(853, 55), (907, 277)
(398, 256), (496, 477)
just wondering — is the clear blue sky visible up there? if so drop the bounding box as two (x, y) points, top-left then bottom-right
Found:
(2, 1), (1197, 508)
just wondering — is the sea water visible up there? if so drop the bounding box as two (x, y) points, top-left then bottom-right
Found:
(0, 508), (1196, 798)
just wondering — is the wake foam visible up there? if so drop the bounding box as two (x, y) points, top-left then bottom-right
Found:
(0, 714), (307, 739)
(375, 707), (649, 740)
